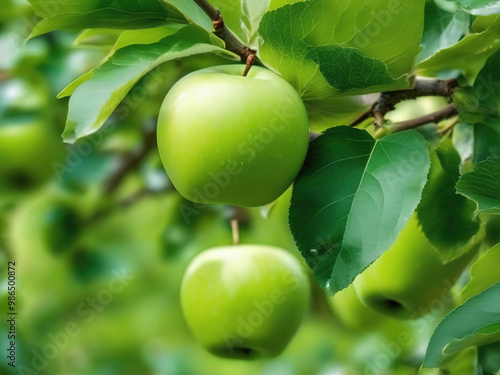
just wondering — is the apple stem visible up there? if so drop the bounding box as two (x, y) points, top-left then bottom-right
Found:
(242, 54), (256, 77)
(230, 219), (240, 245)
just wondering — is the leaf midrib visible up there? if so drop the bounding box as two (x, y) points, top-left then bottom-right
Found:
(330, 137), (380, 287)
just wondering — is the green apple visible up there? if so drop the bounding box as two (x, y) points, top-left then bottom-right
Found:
(353, 214), (477, 319)
(0, 76), (63, 192)
(180, 244), (310, 359)
(157, 65), (309, 207)
(327, 284), (385, 331)
(0, 117), (63, 191)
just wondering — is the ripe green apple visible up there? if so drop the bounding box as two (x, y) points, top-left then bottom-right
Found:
(0, 75), (63, 193)
(180, 244), (310, 359)
(0, 117), (63, 191)
(353, 214), (477, 319)
(327, 284), (385, 331)
(157, 65), (309, 207)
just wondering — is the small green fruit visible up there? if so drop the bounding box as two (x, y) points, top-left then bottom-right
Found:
(327, 284), (384, 331)
(180, 245), (310, 359)
(354, 214), (476, 319)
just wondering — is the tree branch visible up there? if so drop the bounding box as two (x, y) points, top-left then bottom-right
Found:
(388, 104), (458, 133)
(437, 117), (459, 136)
(193, 0), (256, 62)
(349, 78), (458, 127)
(104, 126), (157, 194)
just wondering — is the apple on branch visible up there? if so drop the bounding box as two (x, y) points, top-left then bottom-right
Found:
(157, 65), (309, 207)
(180, 244), (310, 359)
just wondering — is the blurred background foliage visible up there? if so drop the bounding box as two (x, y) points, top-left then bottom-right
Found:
(0, 1), (490, 374)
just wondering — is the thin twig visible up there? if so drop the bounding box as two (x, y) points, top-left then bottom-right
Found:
(349, 78), (458, 127)
(437, 117), (459, 136)
(193, 0), (257, 62)
(389, 104), (458, 133)
(118, 187), (166, 208)
(104, 126), (157, 194)
(89, 185), (174, 223)
(349, 106), (373, 127)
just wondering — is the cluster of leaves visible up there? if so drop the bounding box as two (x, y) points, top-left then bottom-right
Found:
(27, 0), (500, 371)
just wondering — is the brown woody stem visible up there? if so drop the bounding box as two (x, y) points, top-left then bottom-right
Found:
(389, 104), (458, 133)
(104, 126), (156, 194)
(242, 54), (256, 77)
(193, 0), (257, 62)
(350, 78), (459, 127)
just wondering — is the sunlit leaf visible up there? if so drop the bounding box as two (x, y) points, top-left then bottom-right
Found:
(423, 282), (500, 368)
(258, 0), (425, 98)
(455, 0), (500, 16)
(62, 25), (233, 143)
(289, 126), (430, 294)
(461, 243), (500, 301)
(209, 0), (271, 47)
(418, 1), (471, 62)
(28, 0), (187, 38)
(417, 16), (500, 82)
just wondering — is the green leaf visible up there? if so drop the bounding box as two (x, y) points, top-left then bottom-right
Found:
(113, 24), (185, 51)
(478, 341), (500, 375)
(418, 1), (471, 63)
(74, 29), (123, 48)
(455, 0), (500, 16)
(28, 0), (188, 38)
(417, 138), (481, 262)
(61, 25), (232, 143)
(258, 0), (425, 98)
(461, 244), (500, 302)
(472, 121), (500, 162)
(166, 0), (212, 30)
(423, 282), (500, 368)
(417, 16), (500, 82)
(210, 0), (271, 47)
(289, 126), (430, 294)
(59, 24), (185, 99)
(305, 95), (370, 132)
(454, 49), (500, 124)
(453, 121), (500, 164)
(456, 158), (500, 214)
(420, 347), (479, 375)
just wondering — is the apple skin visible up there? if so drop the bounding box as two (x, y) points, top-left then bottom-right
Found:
(327, 284), (385, 331)
(0, 76), (63, 192)
(157, 65), (309, 207)
(353, 214), (477, 319)
(0, 118), (63, 191)
(180, 245), (310, 359)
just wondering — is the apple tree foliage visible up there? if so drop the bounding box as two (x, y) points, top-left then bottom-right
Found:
(28, 0), (500, 370)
